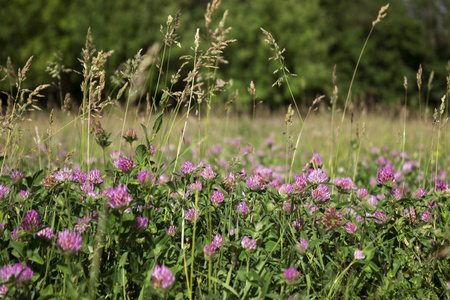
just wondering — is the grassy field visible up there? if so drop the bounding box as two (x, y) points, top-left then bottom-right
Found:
(0, 2), (449, 299)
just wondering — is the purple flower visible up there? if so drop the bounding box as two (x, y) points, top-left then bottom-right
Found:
(54, 167), (73, 182)
(0, 263), (33, 285)
(72, 170), (87, 183)
(201, 164), (216, 180)
(237, 201), (250, 216)
(20, 210), (42, 232)
(241, 236), (257, 251)
(212, 234), (224, 248)
(229, 228), (236, 235)
(0, 184), (10, 201)
(222, 172), (237, 193)
(293, 173), (308, 194)
(104, 185), (133, 212)
(88, 169), (103, 184)
(0, 223), (4, 232)
(17, 190), (29, 200)
(311, 184), (331, 202)
(11, 229), (22, 241)
(110, 150), (124, 160)
(412, 187), (425, 199)
(257, 167), (273, 180)
(137, 170), (155, 187)
(376, 166), (395, 186)
(291, 219), (304, 231)
(189, 180), (202, 193)
(354, 250), (365, 260)
(134, 217), (148, 230)
(356, 188), (369, 199)
(435, 180), (449, 191)
(404, 207), (417, 224)
(297, 238), (308, 253)
(334, 177), (354, 191)
(236, 168), (247, 180)
(283, 200), (295, 213)
(345, 222), (357, 234)
(278, 184), (294, 197)
(185, 208), (199, 222)
(37, 227), (55, 241)
(167, 225), (177, 236)
(321, 207), (343, 231)
(368, 195), (379, 208)
(113, 156), (134, 172)
(180, 161), (195, 176)
(390, 187), (402, 200)
(74, 216), (92, 234)
(373, 211), (387, 224)
(203, 244), (217, 259)
(307, 169), (328, 184)
(10, 170), (23, 184)
(246, 173), (266, 191)
(0, 285), (7, 296)
(211, 191), (224, 205)
(151, 265), (175, 290)
(58, 229), (82, 253)
(283, 267), (299, 284)
(421, 210), (431, 223)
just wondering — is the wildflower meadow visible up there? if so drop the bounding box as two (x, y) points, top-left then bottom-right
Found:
(0, 1), (449, 299)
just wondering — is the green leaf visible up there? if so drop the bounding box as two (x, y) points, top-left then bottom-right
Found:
(57, 264), (71, 274)
(140, 124), (150, 149)
(30, 251), (44, 265)
(151, 114), (163, 141)
(135, 144), (147, 164)
(119, 252), (129, 267)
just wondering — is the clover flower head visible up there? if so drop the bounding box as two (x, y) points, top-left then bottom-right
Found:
(307, 169), (328, 184)
(74, 216), (91, 234)
(0, 263), (34, 285)
(293, 173), (308, 193)
(57, 229), (82, 253)
(20, 210), (42, 232)
(37, 227), (55, 241)
(421, 210), (431, 223)
(334, 177), (354, 191)
(211, 191), (224, 205)
(184, 208), (199, 222)
(0, 184), (10, 200)
(241, 236), (257, 251)
(246, 173), (266, 191)
(312, 184), (331, 202)
(203, 244), (217, 260)
(201, 164), (216, 180)
(297, 238), (308, 253)
(88, 169), (103, 184)
(189, 180), (202, 193)
(237, 201), (250, 216)
(377, 166), (395, 186)
(10, 170), (23, 184)
(283, 267), (299, 284)
(412, 187), (425, 199)
(345, 222), (357, 234)
(104, 185), (133, 212)
(137, 170), (155, 187)
(16, 190), (29, 200)
(222, 172), (236, 192)
(180, 161), (195, 176)
(354, 250), (365, 260)
(151, 265), (175, 290)
(167, 225), (177, 236)
(113, 156), (134, 172)
(134, 217), (148, 230)
(278, 184), (293, 197)
(357, 188), (369, 199)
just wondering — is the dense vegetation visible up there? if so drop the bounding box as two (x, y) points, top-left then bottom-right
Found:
(0, 1), (449, 299)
